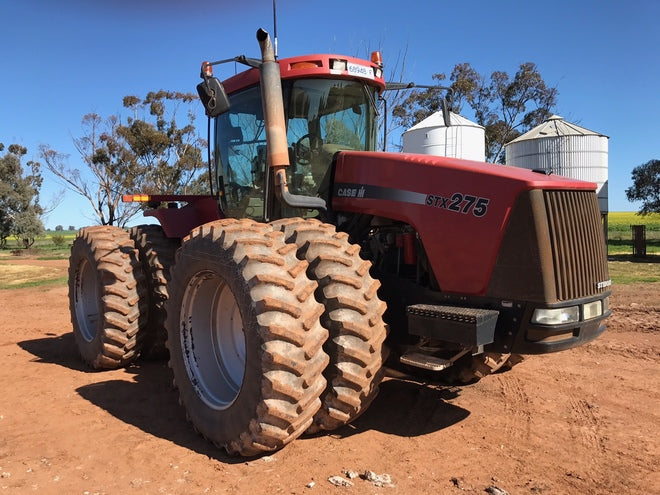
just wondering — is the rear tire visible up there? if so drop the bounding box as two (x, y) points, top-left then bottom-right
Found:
(165, 219), (329, 456)
(453, 352), (524, 384)
(272, 218), (387, 433)
(129, 225), (178, 360)
(68, 226), (147, 369)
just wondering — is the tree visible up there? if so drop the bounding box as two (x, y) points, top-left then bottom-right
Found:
(0, 143), (44, 248)
(392, 62), (557, 163)
(626, 159), (660, 214)
(41, 91), (207, 227)
(12, 204), (44, 248)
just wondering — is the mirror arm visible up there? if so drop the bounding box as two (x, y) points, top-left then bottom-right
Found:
(383, 82), (454, 130)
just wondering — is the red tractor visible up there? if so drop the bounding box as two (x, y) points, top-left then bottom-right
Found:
(68, 29), (610, 456)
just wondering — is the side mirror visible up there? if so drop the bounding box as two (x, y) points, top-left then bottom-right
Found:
(440, 98), (451, 128)
(197, 77), (231, 117)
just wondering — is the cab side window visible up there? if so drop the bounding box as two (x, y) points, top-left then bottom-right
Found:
(215, 86), (267, 219)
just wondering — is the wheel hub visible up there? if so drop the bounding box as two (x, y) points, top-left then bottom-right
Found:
(73, 258), (100, 343)
(180, 271), (246, 410)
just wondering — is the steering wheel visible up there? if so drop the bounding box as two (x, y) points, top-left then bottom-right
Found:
(294, 133), (319, 165)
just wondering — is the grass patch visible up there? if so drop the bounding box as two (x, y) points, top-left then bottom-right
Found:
(608, 239), (660, 255)
(1, 230), (75, 258)
(608, 258), (660, 284)
(0, 276), (68, 290)
(0, 263), (67, 290)
(37, 254), (70, 261)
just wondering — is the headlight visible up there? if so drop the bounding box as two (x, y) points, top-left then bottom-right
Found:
(583, 300), (603, 320)
(532, 306), (579, 325)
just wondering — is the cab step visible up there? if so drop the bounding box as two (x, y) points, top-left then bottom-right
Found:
(399, 351), (453, 371)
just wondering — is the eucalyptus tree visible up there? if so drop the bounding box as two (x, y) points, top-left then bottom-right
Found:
(41, 91), (206, 227)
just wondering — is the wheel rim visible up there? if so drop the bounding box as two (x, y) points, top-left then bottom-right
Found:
(180, 271), (246, 410)
(73, 257), (100, 342)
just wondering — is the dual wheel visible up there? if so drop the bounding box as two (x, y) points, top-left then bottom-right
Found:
(68, 218), (387, 456)
(68, 225), (178, 368)
(68, 226), (147, 368)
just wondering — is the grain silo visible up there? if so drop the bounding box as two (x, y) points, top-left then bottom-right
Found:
(402, 111), (485, 161)
(505, 115), (609, 230)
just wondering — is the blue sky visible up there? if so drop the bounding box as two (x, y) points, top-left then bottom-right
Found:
(1, 0), (658, 229)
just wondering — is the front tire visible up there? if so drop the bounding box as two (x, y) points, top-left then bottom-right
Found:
(165, 219), (329, 456)
(68, 226), (147, 369)
(273, 218), (387, 433)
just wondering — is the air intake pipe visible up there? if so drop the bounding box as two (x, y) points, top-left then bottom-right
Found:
(256, 28), (326, 211)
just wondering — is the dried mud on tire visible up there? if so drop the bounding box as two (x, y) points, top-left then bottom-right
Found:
(272, 218), (387, 433)
(68, 226), (147, 369)
(129, 224), (178, 359)
(165, 219), (329, 456)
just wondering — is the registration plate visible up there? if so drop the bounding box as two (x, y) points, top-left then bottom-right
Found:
(347, 62), (374, 80)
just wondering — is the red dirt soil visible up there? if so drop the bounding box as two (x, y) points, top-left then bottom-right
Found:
(0, 258), (658, 494)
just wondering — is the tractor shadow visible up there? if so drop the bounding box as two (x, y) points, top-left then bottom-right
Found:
(18, 333), (470, 461)
(73, 362), (245, 463)
(607, 252), (660, 262)
(18, 332), (89, 372)
(18, 332), (239, 462)
(323, 374), (470, 439)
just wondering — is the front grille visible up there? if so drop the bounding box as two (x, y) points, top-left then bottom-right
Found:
(543, 190), (609, 300)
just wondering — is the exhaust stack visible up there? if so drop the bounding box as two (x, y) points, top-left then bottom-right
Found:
(257, 28), (289, 175)
(256, 28), (326, 212)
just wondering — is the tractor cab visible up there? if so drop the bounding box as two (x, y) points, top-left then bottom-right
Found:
(199, 51), (386, 221)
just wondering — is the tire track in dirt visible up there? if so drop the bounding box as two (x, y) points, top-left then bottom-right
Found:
(496, 374), (532, 442)
(548, 367), (606, 453)
(567, 396), (605, 453)
(607, 307), (660, 334)
(584, 339), (660, 361)
(586, 306), (660, 362)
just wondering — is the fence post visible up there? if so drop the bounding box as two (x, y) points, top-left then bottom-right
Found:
(631, 225), (646, 257)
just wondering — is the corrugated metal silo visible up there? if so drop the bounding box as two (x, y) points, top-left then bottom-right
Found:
(402, 111), (485, 161)
(505, 115), (609, 216)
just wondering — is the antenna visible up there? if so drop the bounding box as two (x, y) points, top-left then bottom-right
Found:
(273, 0), (278, 58)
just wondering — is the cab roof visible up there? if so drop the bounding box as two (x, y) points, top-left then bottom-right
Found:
(222, 54), (386, 94)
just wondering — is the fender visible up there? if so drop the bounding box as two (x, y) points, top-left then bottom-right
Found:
(122, 194), (223, 239)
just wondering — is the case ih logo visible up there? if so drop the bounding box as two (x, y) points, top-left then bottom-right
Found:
(336, 186), (366, 198)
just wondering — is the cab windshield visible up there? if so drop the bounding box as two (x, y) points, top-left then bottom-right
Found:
(215, 78), (377, 219)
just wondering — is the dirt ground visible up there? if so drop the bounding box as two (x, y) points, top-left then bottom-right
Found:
(0, 258), (658, 495)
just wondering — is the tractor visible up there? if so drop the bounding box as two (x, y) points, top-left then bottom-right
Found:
(68, 29), (611, 456)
